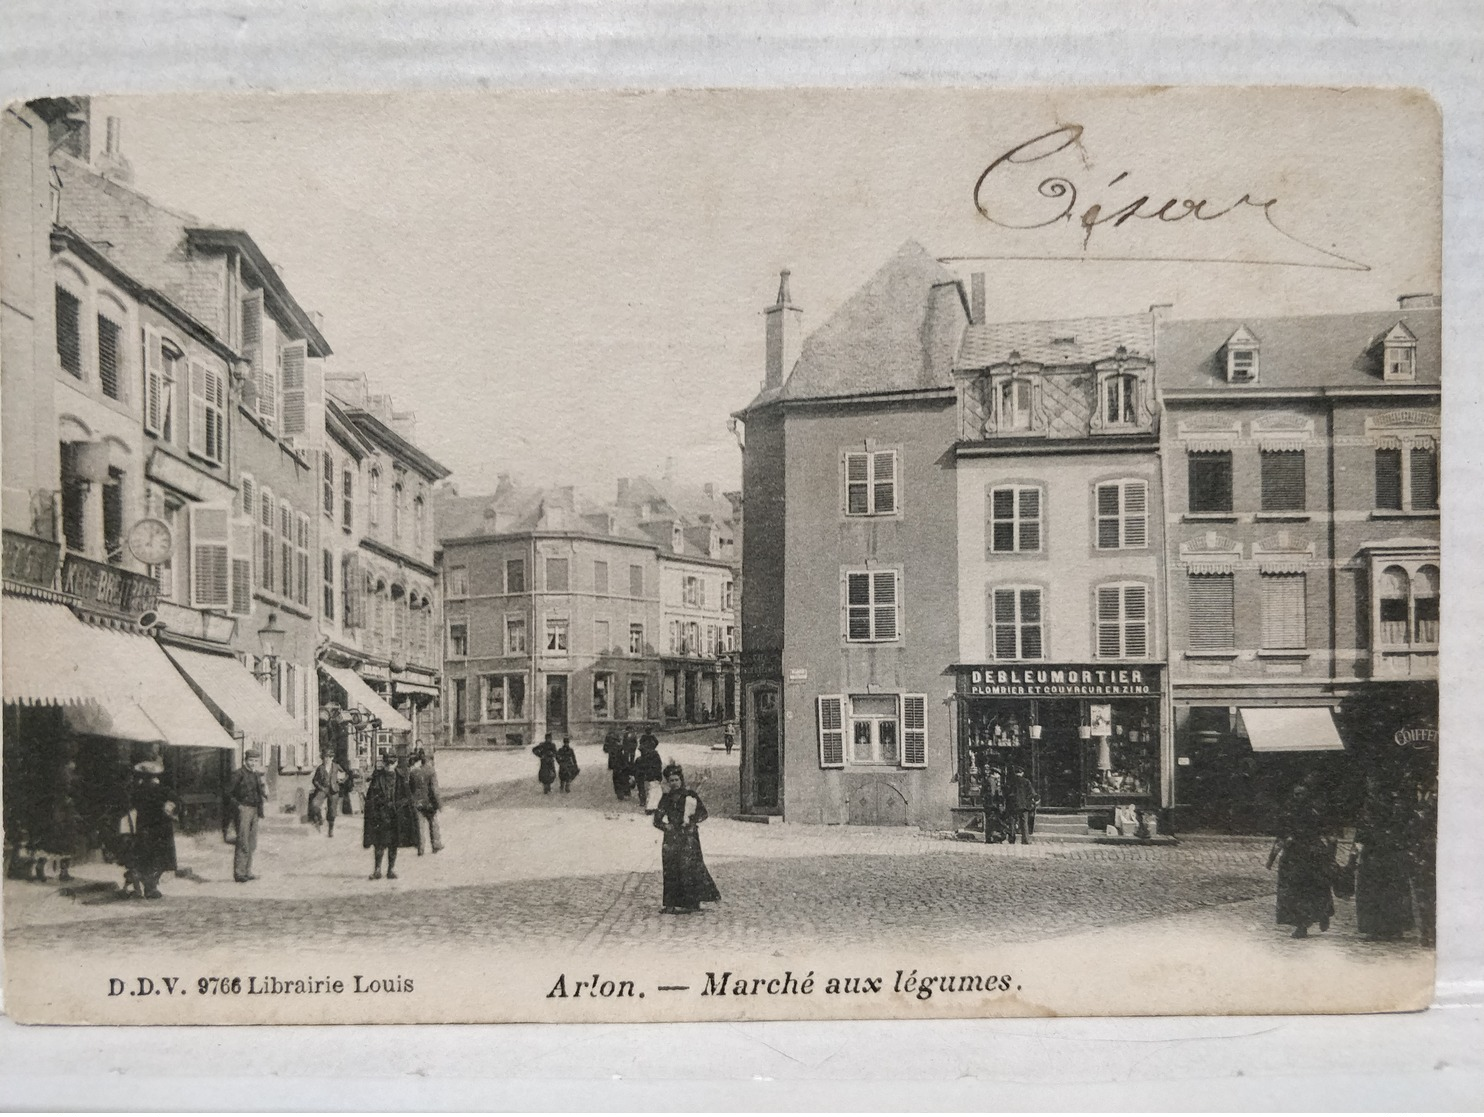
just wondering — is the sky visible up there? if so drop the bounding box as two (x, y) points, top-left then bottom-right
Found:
(93, 88), (1439, 499)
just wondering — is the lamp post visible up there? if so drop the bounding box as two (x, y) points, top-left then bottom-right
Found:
(252, 611), (287, 681)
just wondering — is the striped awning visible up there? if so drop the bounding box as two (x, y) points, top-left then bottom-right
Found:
(163, 645), (305, 755)
(321, 663), (412, 733)
(2, 597), (103, 706)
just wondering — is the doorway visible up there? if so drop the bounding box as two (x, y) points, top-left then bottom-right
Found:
(1034, 700), (1085, 808)
(545, 674), (568, 735)
(749, 684), (781, 812)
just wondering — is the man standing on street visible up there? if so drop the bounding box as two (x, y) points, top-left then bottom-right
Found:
(409, 749), (444, 854)
(1006, 765), (1036, 846)
(603, 726), (629, 800)
(227, 747), (267, 881)
(310, 749), (347, 837)
(634, 724), (663, 812)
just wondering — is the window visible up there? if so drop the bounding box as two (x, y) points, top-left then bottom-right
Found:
(545, 618), (569, 654)
(1375, 447), (1438, 512)
(506, 558), (525, 594)
(1227, 347), (1257, 382)
(153, 496), (180, 599)
(294, 512), (310, 607)
(628, 677), (647, 719)
(629, 622), (645, 655)
(414, 495), (425, 549)
(668, 620), (681, 654)
(1095, 481), (1148, 549)
(593, 672), (614, 717)
(989, 486), (1042, 553)
(1102, 373), (1139, 426)
(449, 622), (467, 657)
(817, 693), (926, 769)
(392, 481), (404, 539)
(594, 619), (611, 653)
(188, 503), (232, 610)
(848, 693), (900, 764)
(1411, 447), (1438, 510)
(1378, 565), (1439, 647)
(322, 452), (335, 518)
(991, 587), (1043, 660)
(1261, 450), (1306, 512)
(341, 466), (354, 531)
(506, 616), (527, 654)
(56, 286), (82, 377)
(452, 678), (467, 732)
(340, 554), (357, 627)
(629, 564), (644, 596)
(279, 501), (293, 599)
(258, 489), (275, 592)
(845, 570), (900, 642)
(448, 565), (468, 597)
(1188, 573), (1235, 651)
(146, 339), (179, 443)
(1096, 583), (1148, 658)
(1188, 451), (1233, 513)
(483, 675), (526, 721)
(1260, 574), (1306, 650)
(60, 450), (86, 554)
(546, 557), (569, 592)
(97, 313), (123, 400)
(594, 560), (609, 595)
(322, 549), (336, 620)
(706, 624), (719, 656)
(368, 468), (380, 526)
(844, 449), (898, 516)
(723, 581), (735, 610)
(683, 575), (703, 607)
(1383, 325), (1417, 382)
(188, 360), (225, 464)
(102, 468), (125, 565)
(999, 377), (1034, 431)
(686, 621), (701, 655)
(724, 625), (736, 652)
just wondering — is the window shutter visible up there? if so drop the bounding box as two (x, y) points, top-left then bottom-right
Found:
(143, 326), (164, 434)
(1260, 451), (1305, 512)
(97, 314), (122, 399)
(1097, 585), (1123, 658)
(241, 288), (264, 407)
(1188, 574), (1235, 651)
(229, 517), (255, 617)
(1123, 482), (1147, 547)
(1019, 588), (1043, 659)
(188, 361), (209, 455)
(1123, 584), (1148, 658)
(304, 356), (326, 447)
(345, 552), (362, 627)
(992, 588), (1017, 659)
(240, 474), (255, 519)
(817, 695), (846, 768)
(872, 570), (898, 640)
(872, 451), (896, 513)
(279, 339), (308, 435)
(901, 693), (927, 768)
(189, 503), (231, 609)
(56, 287), (82, 375)
(204, 364), (226, 462)
(1374, 449), (1402, 510)
(1410, 448), (1438, 510)
(1096, 484), (1121, 549)
(1261, 574), (1306, 649)
(846, 572), (871, 640)
(845, 453), (869, 515)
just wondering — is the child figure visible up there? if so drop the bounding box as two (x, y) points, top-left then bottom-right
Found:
(555, 737), (580, 793)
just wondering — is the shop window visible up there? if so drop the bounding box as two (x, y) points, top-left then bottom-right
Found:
(1187, 573), (1235, 651)
(991, 587), (1043, 660)
(594, 560), (609, 595)
(844, 569), (900, 643)
(844, 449), (897, 516)
(629, 622), (645, 655)
(97, 313), (124, 400)
(56, 286), (83, 377)
(545, 617), (569, 653)
(1260, 574), (1307, 649)
(989, 485), (1042, 553)
(593, 672), (614, 718)
(1188, 451), (1233, 513)
(629, 563), (645, 597)
(628, 676), (648, 718)
(1095, 481), (1148, 549)
(482, 674), (526, 721)
(1260, 450), (1306, 512)
(1096, 583), (1148, 658)
(102, 467), (125, 565)
(506, 616), (527, 654)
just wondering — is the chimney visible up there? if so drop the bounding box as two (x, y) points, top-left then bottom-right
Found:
(970, 272), (986, 326)
(1397, 293), (1440, 309)
(96, 117), (135, 184)
(764, 269), (803, 390)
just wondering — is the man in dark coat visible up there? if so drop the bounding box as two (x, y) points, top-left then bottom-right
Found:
(226, 748), (267, 882)
(603, 727), (630, 800)
(310, 749), (347, 837)
(363, 751), (418, 880)
(409, 749), (443, 853)
(126, 760), (177, 899)
(634, 726), (664, 812)
(1005, 766), (1036, 845)
(532, 733), (558, 794)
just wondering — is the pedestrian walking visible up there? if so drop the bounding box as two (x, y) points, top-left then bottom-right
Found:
(1005, 766), (1035, 845)
(653, 762), (720, 915)
(409, 749), (444, 853)
(124, 760), (177, 900)
(723, 720), (736, 756)
(979, 762), (1007, 844)
(555, 737), (580, 793)
(1354, 779), (1415, 941)
(309, 750), (347, 837)
(533, 733), (558, 795)
(1269, 783), (1335, 939)
(226, 748), (267, 883)
(603, 727), (630, 800)
(634, 725), (664, 812)
(363, 751), (418, 880)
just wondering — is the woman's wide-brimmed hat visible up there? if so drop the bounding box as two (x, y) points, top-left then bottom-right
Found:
(133, 759), (164, 775)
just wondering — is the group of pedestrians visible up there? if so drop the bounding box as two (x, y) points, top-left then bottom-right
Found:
(978, 763), (1038, 844)
(532, 734), (580, 794)
(1269, 773), (1437, 945)
(601, 725), (664, 810)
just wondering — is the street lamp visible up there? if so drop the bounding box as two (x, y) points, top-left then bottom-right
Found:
(252, 611), (287, 680)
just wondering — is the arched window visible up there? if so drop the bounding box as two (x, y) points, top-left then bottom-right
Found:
(1378, 565), (1410, 645)
(392, 481), (404, 540)
(368, 467), (380, 527)
(414, 495), (425, 548)
(1414, 565), (1440, 645)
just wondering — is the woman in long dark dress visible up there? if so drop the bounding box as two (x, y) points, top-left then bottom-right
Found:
(1355, 782), (1415, 941)
(653, 762), (720, 914)
(555, 737), (580, 793)
(1271, 784), (1334, 938)
(363, 753), (418, 880)
(127, 760), (177, 900)
(532, 734), (558, 795)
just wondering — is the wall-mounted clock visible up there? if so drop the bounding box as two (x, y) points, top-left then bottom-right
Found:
(128, 517), (174, 565)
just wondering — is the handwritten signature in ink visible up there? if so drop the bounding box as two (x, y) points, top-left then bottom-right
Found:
(971, 124), (1366, 271)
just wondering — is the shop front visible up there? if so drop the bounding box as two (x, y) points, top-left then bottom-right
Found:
(955, 663), (1166, 816)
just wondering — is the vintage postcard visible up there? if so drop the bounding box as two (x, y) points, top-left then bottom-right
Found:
(1, 87), (1440, 1024)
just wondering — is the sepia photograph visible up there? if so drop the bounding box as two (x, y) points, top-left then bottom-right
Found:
(0, 85), (1442, 1024)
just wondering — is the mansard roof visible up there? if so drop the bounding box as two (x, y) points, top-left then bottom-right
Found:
(956, 313), (1154, 370)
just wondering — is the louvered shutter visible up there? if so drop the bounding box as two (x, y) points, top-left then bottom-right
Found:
(344, 552), (362, 627)
(203, 363), (225, 461)
(846, 572), (871, 640)
(817, 695), (845, 768)
(1260, 451), (1305, 512)
(1097, 586), (1123, 657)
(296, 511), (310, 606)
(845, 453), (869, 514)
(901, 693), (927, 768)
(259, 488), (275, 591)
(872, 451), (896, 513)
(1019, 589), (1043, 658)
(1188, 574), (1235, 651)
(1096, 484), (1121, 548)
(240, 474), (255, 519)
(304, 357), (326, 449)
(189, 503), (231, 609)
(279, 340), (308, 435)
(1261, 574), (1306, 649)
(1123, 584), (1148, 658)
(1123, 482), (1147, 547)
(229, 517), (255, 617)
(872, 571), (898, 640)
(992, 588), (1018, 659)
(1374, 450), (1402, 510)
(241, 288), (264, 405)
(143, 327), (164, 434)
(188, 361), (209, 455)
(1018, 487), (1041, 552)
(1410, 448), (1438, 510)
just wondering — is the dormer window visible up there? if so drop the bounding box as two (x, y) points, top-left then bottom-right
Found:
(1382, 322), (1417, 382)
(1223, 326), (1260, 384)
(1103, 373), (1140, 426)
(998, 377), (1034, 431)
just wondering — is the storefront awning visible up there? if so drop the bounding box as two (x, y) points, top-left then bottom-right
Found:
(72, 622), (236, 750)
(394, 679), (441, 699)
(163, 645), (305, 754)
(321, 664), (412, 733)
(2, 597), (103, 706)
(1240, 707), (1345, 753)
